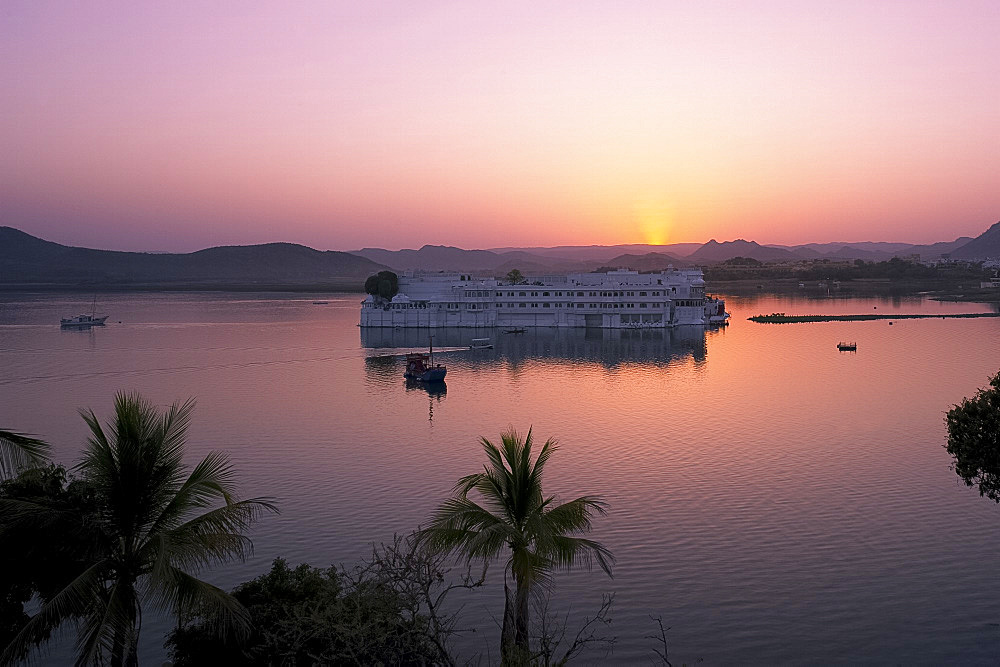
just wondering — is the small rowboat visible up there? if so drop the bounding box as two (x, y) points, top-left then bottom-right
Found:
(837, 342), (857, 351)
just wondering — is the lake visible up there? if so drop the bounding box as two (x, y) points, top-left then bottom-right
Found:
(2, 290), (1000, 665)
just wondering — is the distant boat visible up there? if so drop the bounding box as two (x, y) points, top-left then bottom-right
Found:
(837, 342), (857, 351)
(61, 297), (108, 328)
(312, 301), (329, 305)
(470, 338), (493, 349)
(503, 328), (526, 334)
(60, 313), (109, 328)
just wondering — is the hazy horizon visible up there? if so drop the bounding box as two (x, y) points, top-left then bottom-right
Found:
(3, 2), (998, 252)
(3, 222), (984, 255)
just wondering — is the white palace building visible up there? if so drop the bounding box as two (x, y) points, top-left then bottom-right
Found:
(360, 268), (729, 329)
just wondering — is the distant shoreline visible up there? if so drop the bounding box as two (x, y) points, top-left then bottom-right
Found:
(0, 280), (364, 293)
(1, 276), (997, 302)
(708, 278), (1000, 302)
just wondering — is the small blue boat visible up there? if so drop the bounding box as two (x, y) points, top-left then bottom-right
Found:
(404, 352), (446, 382)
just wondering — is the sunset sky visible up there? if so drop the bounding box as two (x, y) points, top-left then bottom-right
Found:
(2, 1), (998, 252)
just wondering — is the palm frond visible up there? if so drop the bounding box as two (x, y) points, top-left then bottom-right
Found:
(0, 429), (50, 479)
(147, 497), (277, 573)
(540, 535), (615, 578)
(539, 495), (608, 534)
(148, 566), (252, 641)
(0, 559), (110, 666)
(146, 451), (239, 536)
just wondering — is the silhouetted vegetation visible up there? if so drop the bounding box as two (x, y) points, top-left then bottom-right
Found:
(0, 429), (50, 480)
(168, 535), (484, 666)
(0, 393), (276, 666)
(0, 464), (99, 660)
(1, 410), (645, 665)
(505, 268), (526, 285)
(720, 256), (763, 266)
(419, 428), (614, 662)
(946, 371), (1000, 502)
(364, 270), (400, 300)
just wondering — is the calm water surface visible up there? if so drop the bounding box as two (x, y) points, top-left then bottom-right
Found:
(2, 291), (1000, 665)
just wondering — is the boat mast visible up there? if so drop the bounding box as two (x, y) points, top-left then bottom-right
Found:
(429, 334), (434, 364)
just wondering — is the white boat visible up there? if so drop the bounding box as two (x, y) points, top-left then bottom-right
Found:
(61, 313), (109, 328)
(470, 338), (493, 349)
(61, 297), (108, 328)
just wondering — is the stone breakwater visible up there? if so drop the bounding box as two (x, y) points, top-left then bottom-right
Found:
(749, 312), (1000, 323)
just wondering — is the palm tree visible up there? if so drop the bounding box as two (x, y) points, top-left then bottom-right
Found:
(419, 427), (613, 660)
(0, 429), (50, 479)
(0, 392), (277, 667)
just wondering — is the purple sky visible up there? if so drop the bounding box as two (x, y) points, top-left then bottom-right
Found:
(2, 1), (998, 252)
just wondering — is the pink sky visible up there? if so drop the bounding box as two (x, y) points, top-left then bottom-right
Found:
(2, 1), (998, 252)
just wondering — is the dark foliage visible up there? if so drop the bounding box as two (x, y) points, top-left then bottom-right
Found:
(946, 371), (1000, 502)
(505, 269), (525, 285)
(168, 536), (484, 666)
(0, 393), (276, 667)
(720, 256), (762, 266)
(0, 465), (100, 660)
(364, 270), (399, 300)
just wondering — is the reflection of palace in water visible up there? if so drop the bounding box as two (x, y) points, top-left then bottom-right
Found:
(361, 325), (717, 368)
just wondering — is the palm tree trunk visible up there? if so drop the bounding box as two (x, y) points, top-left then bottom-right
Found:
(501, 579), (514, 656)
(110, 628), (125, 667)
(513, 572), (530, 653)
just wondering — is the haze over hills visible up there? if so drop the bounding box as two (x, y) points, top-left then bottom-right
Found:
(950, 222), (1000, 260)
(1, 221), (996, 289)
(361, 228), (991, 270)
(0, 226), (388, 288)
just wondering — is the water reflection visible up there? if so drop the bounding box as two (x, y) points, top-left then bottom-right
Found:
(404, 379), (447, 422)
(361, 325), (717, 369)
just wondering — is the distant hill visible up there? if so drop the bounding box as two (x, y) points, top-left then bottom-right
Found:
(0, 226), (387, 288)
(688, 239), (800, 263)
(949, 222), (1000, 259)
(601, 252), (689, 271)
(352, 244), (594, 273)
(488, 242), (704, 261)
(904, 237), (974, 259)
(354, 245), (504, 271)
